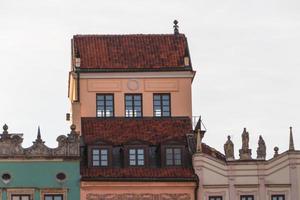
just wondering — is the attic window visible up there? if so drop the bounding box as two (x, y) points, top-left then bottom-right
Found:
(166, 148), (182, 166)
(129, 148), (144, 166)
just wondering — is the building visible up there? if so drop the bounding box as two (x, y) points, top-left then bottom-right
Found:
(0, 124), (80, 200)
(68, 22), (200, 200)
(193, 127), (300, 200)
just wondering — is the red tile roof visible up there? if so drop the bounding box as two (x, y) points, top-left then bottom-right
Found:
(81, 167), (196, 180)
(72, 34), (192, 70)
(81, 117), (192, 145)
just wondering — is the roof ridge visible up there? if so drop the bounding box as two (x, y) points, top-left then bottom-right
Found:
(73, 33), (186, 38)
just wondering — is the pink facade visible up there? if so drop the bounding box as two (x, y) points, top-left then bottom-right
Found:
(69, 33), (198, 200)
(81, 182), (196, 200)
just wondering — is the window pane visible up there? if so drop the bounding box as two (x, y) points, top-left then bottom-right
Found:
(162, 95), (169, 100)
(101, 160), (108, 166)
(174, 159), (181, 165)
(134, 95), (141, 100)
(93, 161), (100, 166)
(129, 149), (136, 154)
(93, 149), (99, 154)
(137, 149), (144, 154)
(138, 160), (144, 165)
(106, 95), (113, 100)
(166, 159), (173, 165)
(97, 95), (104, 100)
(130, 160), (136, 165)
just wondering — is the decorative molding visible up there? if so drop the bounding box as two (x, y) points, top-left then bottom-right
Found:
(267, 189), (290, 200)
(0, 124), (80, 158)
(236, 189), (258, 200)
(40, 188), (67, 200)
(78, 71), (195, 79)
(6, 188), (35, 200)
(204, 190), (226, 200)
(87, 80), (122, 92)
(144, 80), (179, 92)
(86, 193), (191, 200)
(127, 79), (140, 91)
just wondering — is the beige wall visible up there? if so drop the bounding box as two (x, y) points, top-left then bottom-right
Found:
(80, 181), (196, 200)
(193, 151), (300, 200)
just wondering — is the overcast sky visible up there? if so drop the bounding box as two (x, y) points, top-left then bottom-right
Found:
(0, 0), (299, 158)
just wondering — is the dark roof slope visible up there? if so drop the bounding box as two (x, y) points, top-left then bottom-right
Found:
(72, 34), (192, 71)
(81, 117), (193, 145)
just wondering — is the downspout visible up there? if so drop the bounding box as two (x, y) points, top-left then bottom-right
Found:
(194, 173), (199, 200)
(76, 68), (80, 102)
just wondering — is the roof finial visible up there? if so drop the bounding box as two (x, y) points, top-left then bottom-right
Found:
(289, 126), (295, 151)
(173, 20), (179, 35)
(3, 124), (8, 134)
(37, 126), (41, 140)
(35, 126), (44, 143)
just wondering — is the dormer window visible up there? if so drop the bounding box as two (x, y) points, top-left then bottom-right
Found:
(166, 147), (182, 166)
(129, 148), (144, 166)
(92, 148), (108, 167)
(96, 94), (114, 117)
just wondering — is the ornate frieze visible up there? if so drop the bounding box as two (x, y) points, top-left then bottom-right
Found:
(0, 124), (80, 158)
(86, 193), (191, 200)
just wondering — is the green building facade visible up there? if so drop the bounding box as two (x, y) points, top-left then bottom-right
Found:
(0, 124), (80, 200)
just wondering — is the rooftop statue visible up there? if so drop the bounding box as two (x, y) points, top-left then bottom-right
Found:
(224, 135), (234, 160)
(257, 135), (266, 160)
(239, 128), (252, 160)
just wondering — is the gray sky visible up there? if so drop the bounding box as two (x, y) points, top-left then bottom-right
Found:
(0, 0), (299, 158)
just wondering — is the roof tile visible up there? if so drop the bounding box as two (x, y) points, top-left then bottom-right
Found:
(73, 34), (191, 70)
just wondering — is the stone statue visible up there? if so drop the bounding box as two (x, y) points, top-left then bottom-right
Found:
(242, 128), (249, 150)
(224, 135), (234, 160)
(239, 128), (252, 160)
(256, 135), (266, 160)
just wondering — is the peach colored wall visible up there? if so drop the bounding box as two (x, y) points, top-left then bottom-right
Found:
(193, 151), (300, 200)
(80, 181), (196, 200)
(79, 77), (192, 118)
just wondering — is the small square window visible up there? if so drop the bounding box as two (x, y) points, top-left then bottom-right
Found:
(129, 148), (145, 166)
(165, 148), (182, 166)
(92, 148), (109, 167)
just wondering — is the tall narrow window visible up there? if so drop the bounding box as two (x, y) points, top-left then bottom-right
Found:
(44, 194), (63, 200)
(92, 148), (108, 167)
(209, 197), (223, 200)
(153, 94), (170, 117)
(129, 148), (144, 166)
(96, 94), (114, 117)
(240, 195), (254, 200)
(125, 94), (142, 117)
(271, 195), (285, 200)
(166, 148), (182, 166)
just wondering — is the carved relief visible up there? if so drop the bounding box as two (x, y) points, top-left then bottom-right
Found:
(0, 124), (80, 158)
(86, 193), (191, 200)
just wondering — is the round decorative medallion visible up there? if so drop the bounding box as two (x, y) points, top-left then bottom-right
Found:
(127, 79), (139, 91)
